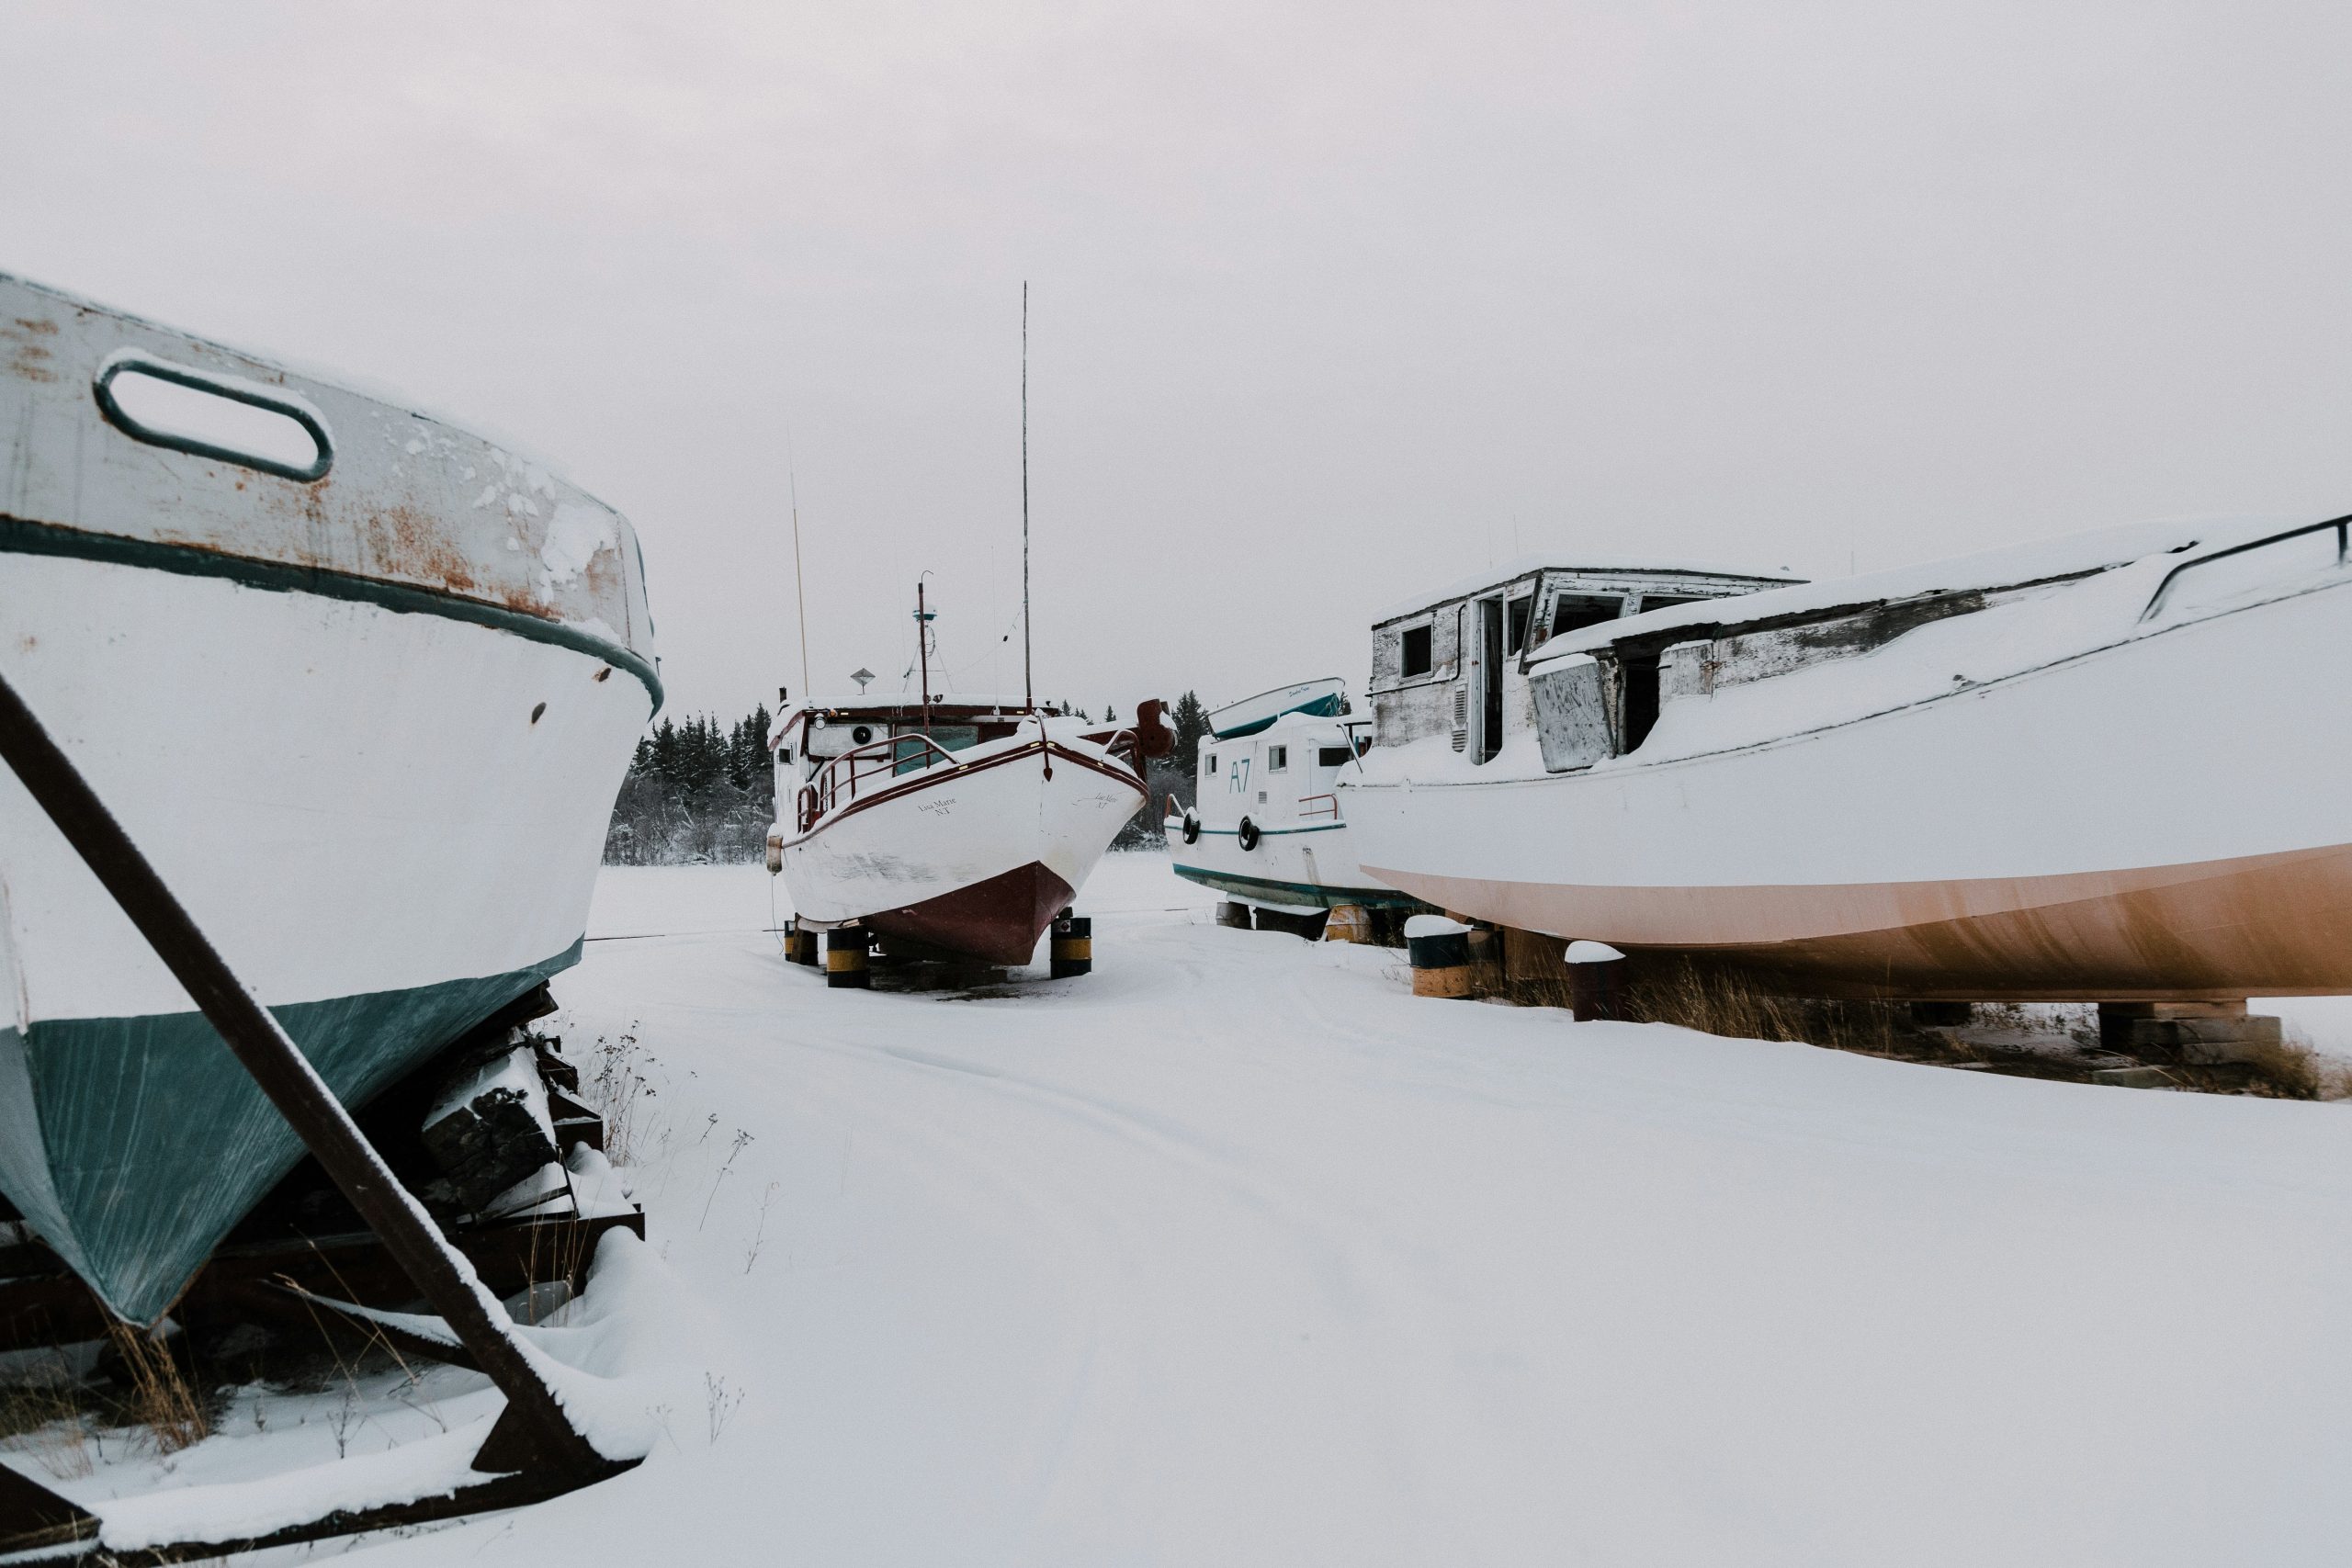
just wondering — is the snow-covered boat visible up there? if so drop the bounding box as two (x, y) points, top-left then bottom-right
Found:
(1347, 518), (2352, 999)
(0, 273), (658, 1322)
(1166, 682), (1419, 919)
(1194, 676), (1346, 739)
(771, 695), (1163, 965)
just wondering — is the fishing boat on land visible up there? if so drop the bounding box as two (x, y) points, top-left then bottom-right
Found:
(0, 272), (658, 1323)
(770, 689), (1165, 964)
(1167, 680), (1422, 929)
(764, 289), (1168, 970)
(1347, 517), (2352, 999)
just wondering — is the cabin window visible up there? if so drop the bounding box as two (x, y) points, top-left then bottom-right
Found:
(1505, 595), (1532, 655)
(1204, 752), (1217, 776)
(1266, 746), (1288, 773)
(1477, 597), (1505, 763)
(1550, 594), (1623, 641)
(1635, 593), (1706, 615)
(1399, 625), (1433, 678)
(1317, 746), (1351, 768)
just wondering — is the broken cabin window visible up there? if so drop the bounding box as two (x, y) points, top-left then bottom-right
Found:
(1266, 746), (1288, 773)
(1505, 595), (1532, 655)
(1400, 625), (1433, 678)
(1550, 594), (1623, 642)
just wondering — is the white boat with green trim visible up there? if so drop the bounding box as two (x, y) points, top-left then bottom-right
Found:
(1166, 682), (1421, 918)
(0, 273), (658, 1324)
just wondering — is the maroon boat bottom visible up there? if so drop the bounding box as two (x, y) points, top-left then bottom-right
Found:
(864, 861), (1078, 967)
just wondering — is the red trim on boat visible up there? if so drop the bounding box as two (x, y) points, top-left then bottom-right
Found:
(783, 739), (1140, 849)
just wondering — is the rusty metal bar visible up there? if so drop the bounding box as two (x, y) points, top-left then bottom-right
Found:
(0, 669), (612, 1483)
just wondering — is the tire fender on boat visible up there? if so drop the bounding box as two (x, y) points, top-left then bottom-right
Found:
(1182, 808), (1202, 845)
(1237, 816), (1261, 852)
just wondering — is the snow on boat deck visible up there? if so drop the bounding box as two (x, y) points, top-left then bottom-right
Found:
(370, 852), (2352, 1564)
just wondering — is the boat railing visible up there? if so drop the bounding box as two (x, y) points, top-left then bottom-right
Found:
(797, 734), (964, 831)
(2142, 513), (2352, 622)
(1299, 793), (1340, 821)
(1100, 728), (1143, 774)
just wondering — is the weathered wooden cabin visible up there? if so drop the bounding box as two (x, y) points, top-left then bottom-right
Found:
(1366, 557), (1802, 761)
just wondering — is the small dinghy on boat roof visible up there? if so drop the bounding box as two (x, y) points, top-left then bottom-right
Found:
(0, 272), (658, 1325)
(1348, 515), (2352, 999)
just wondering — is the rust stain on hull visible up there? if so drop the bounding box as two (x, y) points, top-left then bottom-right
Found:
(1375, 843), (2352, 1000)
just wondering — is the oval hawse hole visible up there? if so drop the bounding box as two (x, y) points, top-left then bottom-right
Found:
(530, 702), (548, 725)
(96, 355), (332, 481)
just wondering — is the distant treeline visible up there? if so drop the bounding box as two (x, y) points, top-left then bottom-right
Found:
(604, 692), (1219, 865)
(603, 706), (776, 865)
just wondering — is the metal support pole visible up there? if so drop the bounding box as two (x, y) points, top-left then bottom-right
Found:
(0, 670), (612, 1483)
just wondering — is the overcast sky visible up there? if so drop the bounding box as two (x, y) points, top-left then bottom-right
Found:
(6, 2), (2351, 721)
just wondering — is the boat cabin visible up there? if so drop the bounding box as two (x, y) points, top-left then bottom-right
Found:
(773, 695), (1069, 828)
(1196, 713), (1372, 831)
(1366, 558), (1800, 761)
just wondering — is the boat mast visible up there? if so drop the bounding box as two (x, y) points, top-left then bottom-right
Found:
(788, 441), (811, 703)
(1023, 283), (1050, 780)
(917, 576), (933, 732)
(1022, 281), (1034, 716)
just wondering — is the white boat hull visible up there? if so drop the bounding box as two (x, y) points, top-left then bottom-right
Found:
(0, 554), (650, 1315)
(779, 736), (1144, 964)
(0, 269), (658, 1322)
(1168, 815), (1416, 912)
(1348, 573), (2352, 998)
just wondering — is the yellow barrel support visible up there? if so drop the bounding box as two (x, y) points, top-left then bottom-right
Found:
(786, 920), (820, 966)
(824, 924), (871, 988)
(1049, 913), (1092, 978)
(1324, 905), (1372, 943)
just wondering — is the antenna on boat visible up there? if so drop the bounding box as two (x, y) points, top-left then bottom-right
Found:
(786, 423), (812, 704)
(1022, 280), (1034, 716)
(1025, 282), (1050, 782)
(916, 573), (934, 733)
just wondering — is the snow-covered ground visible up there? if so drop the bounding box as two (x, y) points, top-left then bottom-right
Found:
(348, 852), (2352, 1562)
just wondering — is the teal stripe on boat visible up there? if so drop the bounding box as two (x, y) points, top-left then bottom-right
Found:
(1208, 691), (1345, 739)
(0, 516), (662, 714)
(1169, 864), (1428, 910)
(0, 939), (583, 1325)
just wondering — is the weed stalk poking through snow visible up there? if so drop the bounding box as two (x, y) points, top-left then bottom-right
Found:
(700, 1128), (755, 1230)
(745, 1181), (780, 1274)
(706, 1372), (745, 1443)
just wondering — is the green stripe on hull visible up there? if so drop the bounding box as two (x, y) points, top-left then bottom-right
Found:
(0, 941), (582, 1324)
(1170, 864), (1429, 910)
(0, 517), (662, 713)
